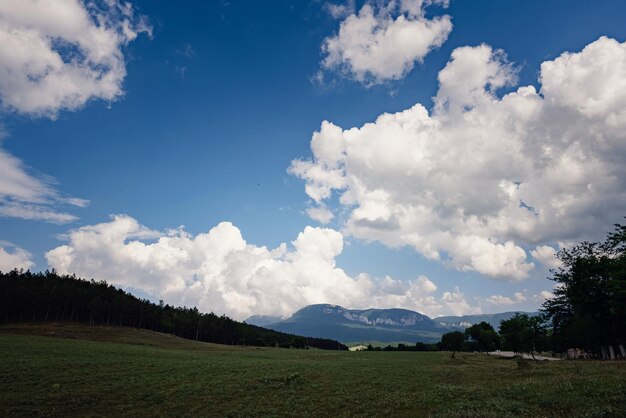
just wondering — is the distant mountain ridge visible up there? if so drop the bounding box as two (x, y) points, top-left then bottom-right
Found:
(247, 304), (539, 343)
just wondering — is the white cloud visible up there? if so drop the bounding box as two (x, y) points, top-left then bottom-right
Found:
(291, 37), (626, 280)
(306, 205), (335, 224)
(0, 0), (146, 222)
(0, 141), (86, 223)
(531, 245), (563, 270)
(485, 291), (527, 306)
(434, 44), (516, 113)
(45, 214), (480, 319)
(325, 1), (355, 19)
(321, 0), (452, 84)
(0, 201), (77, 224)
(441, 287), (481, 316)
(0, 0), (151, 118)
(532, 290), (554, 303)
(0, 241), (33, 272)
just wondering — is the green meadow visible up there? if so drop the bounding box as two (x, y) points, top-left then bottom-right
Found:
(1, 324), (625, 417)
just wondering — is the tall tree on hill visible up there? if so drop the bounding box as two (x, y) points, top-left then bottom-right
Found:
(542, 221), (626, 359)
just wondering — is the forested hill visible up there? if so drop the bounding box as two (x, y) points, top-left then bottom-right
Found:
(0, 270), (347, 350)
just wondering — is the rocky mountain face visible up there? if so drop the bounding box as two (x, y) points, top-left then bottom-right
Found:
(250, 304), (443, 343)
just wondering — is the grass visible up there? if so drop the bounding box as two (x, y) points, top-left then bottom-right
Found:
(1, 323), (625, 417)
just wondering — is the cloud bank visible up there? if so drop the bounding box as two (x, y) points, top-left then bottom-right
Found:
(321, 0), (452, 84)
(45, 215), (480, 319)
(292, 37), (626, 280)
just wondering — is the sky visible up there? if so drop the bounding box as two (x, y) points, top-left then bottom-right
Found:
(1, 0), (625, 320)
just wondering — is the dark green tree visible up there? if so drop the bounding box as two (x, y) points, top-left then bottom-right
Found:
(499, 313), (548, 359)
(541, 221), (626, 358)
(440, 331), (465, 358)
(465, 321), (501, 352)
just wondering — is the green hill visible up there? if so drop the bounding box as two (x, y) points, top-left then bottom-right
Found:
(0, 270), (347, 350)
(0, 322), (228, 351)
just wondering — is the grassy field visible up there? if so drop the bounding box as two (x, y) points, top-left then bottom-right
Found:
(1, 323), (625, 417)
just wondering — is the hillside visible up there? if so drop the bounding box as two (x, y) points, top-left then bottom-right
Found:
(244, 315), (284, 327)
(259, 304), (446, 343)
(0, 270), (347, 350)
(0, 322), (228, 351)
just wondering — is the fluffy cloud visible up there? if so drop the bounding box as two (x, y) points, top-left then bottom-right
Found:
(441, 287), (481, 316)
(533, 290), (554, 303)
(0, 140), (87, 223)
(485, 292), (527, 306)
(0, 241), (33, 272)
(325, 1), (355, 20)
(306, 204), (335, 224)
(0, 0), (147, 222)
(45, 215), (479, 319)
(291, 37), (626, 280)
(321, 0), (452, 84)
(0, 0), (150, 118)
(531, 245), (563, 270)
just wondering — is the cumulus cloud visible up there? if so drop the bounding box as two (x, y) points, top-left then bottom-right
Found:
(0, 0), (151, 118)
(0, 241), (33, 272)
(306, 204), (335, 224)
(531, 245), (563, 270)
(45, 214), (480, 319)
(325, 1), (356, 20)
(533, 290), (554, 303)
(320, 0), (452, 84)
(485, 291), (527, 306)
(441, 287), (481, 316)
(0, 139), (86, 223)
(291, 37), (626, 280)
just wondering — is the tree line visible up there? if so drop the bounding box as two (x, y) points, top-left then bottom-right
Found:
(0, 270), (348, 350)
(439, 221), (625, 360)
(439, 314), (549, 358)
(364, 342), (439, 351)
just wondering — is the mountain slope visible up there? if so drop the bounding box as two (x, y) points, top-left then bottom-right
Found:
(251, 305), (541, 343)
(260, 304), (445, 343)
(244, 315), (284, 327)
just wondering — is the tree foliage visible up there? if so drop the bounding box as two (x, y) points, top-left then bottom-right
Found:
(465, 321), (500, 352)
(0, 270), (348, 350)
(499, 313), (548, 357)
(541, 222), (626, 355)
(440, 331), (465, 357)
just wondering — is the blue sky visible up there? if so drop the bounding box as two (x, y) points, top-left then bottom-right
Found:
(1, 0), (625, 319)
